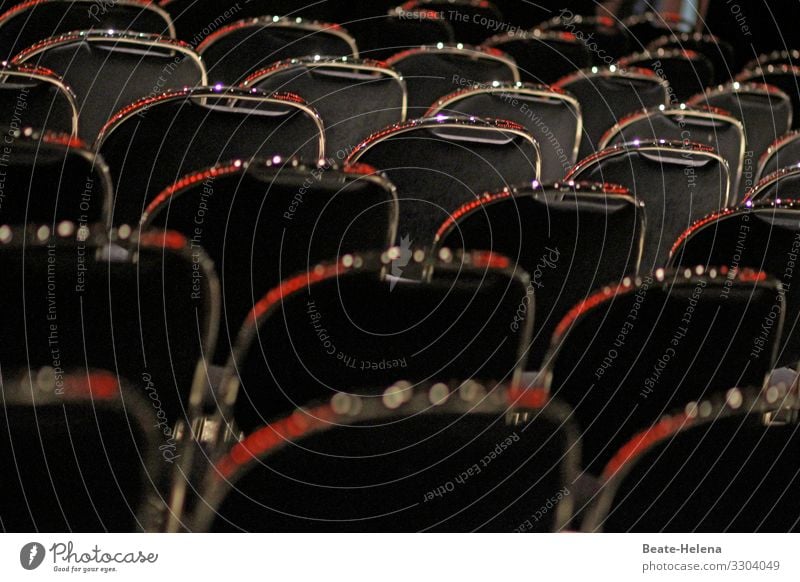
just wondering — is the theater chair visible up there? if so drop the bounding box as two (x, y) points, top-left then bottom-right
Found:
(385, 44), (519, 113)
(584, 386), (800, 532)
(746, 165), (800, 203)
(689, 82), (792, 184)
(618, 49), (715, 103)
(194, 381), (578, 532)
(0, 0), (176, 60)
(648, 33), (735, 86)
(621, 12), (693, 47)
(756, 130), (800, 183)
(0, 126), (111, 225)
(95, 87), (325, 226)
(141, 157), (398, 364)
(538, 14), (631, 60)
(240, 57), (407, 158)
(197, 16), (358, 85)
(215, 250), (533, 434)
(540, 267), (782, 474)
(11, 31), (206, 142)
(670, 200), (800, 368)
(427, 83), (581, 182)
(737, 65), (800, 129)
(565, 140), (729, 270)
(554, 66), (669, 160)
(599, 105), (745, 196)
(0, 224), (219, 425)
(345, 8), (455, 61)
(482, 30), (592, 85)
(0, 369), (165, 532)
(345, 115), (540, 248)
(434, 181), (644, 369)
(0, 62), (78, 136)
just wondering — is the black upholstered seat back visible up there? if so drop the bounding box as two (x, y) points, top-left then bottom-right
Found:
(143, 160), (397, 363)
(435, 182), (644, 369)
(0, 65), (78, 135)
(0, 371), (160, 532)
(544, 270), (781, 473)
(566, 141), (729, 270)
(0, 227), (218, 423)
(242, 59), (406, 157)
(224, 254), (532, 431)
(97, 90), (324, 226)
(199, 383), (576, 532)
(12, 32), (206, 142)
(347, 117), (540, 247)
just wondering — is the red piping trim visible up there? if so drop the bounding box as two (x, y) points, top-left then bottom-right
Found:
(603, 413), (692, 478)
(196, 16), (345, 54)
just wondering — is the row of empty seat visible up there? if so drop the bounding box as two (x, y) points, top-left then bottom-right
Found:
(2, 0), (800, 533)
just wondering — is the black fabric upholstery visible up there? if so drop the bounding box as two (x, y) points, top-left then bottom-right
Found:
(592, 408), (800, 532)
(0, 231), (215, 423)
(567, 143), (729, 270)
(244, 60), (406, 157)
(143, 162), (396, 364)
(0, 372), (160, 532)
(435, 183), (644, 369)
(555, 68), (669, 160)
(0, 128), (106, 225)
(386, 46), (518, 113)
(430, 86), (580, 182)
(13, 35), (205, 142)
(757, 132), (800, 183)
(227, 259), (531, 431)
(98, 93), (323, 226)
(671, 203), (800, 368)
(0, 68), (76, 135)
(483, 32), (592, 85)
(199, 18), (356, 85)
(544, 272), (781, 473)
(348, 118), (539, 247)
(204, 390), (575, 532)
(602, 107), (745, 196)
(0, 0), (173, 60)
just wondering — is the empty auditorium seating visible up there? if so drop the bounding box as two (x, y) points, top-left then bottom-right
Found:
(600, 105), (746, 196)
(648, 33), (735, 85)
(345, 8), (455, 61)
(737, 65), (800, 129)
(141, 158), (397, 363)
(0, 0), (175, 60)
(0, 126), (110, 225)
(746, 165), (800, 203)
(618, 49), (715, 103)
(217, 250), (532, 432)
(542, 267), (781, 473)
(670, 200), (800, 368)
(621, 12), (692, 47)
(434, 181), (644, 369)
(195, 382), (578, 532)
(0, 369), (164, 532)
(566, 140), (729, 270)
(757, 130), (800, 183)
(746, 50), (800, 70)
(95, 87), (325, 226)
(584, 387), (800, 532)
(0, 62), (78, 135)
(241, 56), (407, 158)
(427, 83), (581, 182)
(11, 31), (206, 142)
(0, 224), (219, 423)
(345, 115), (540, 247)
(688, 82), (793, 186)
(197, 16), (358, 85)
(482, 30), (592, 85)
(554, 66), (670, 160)
(385, 44), (519, 112)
